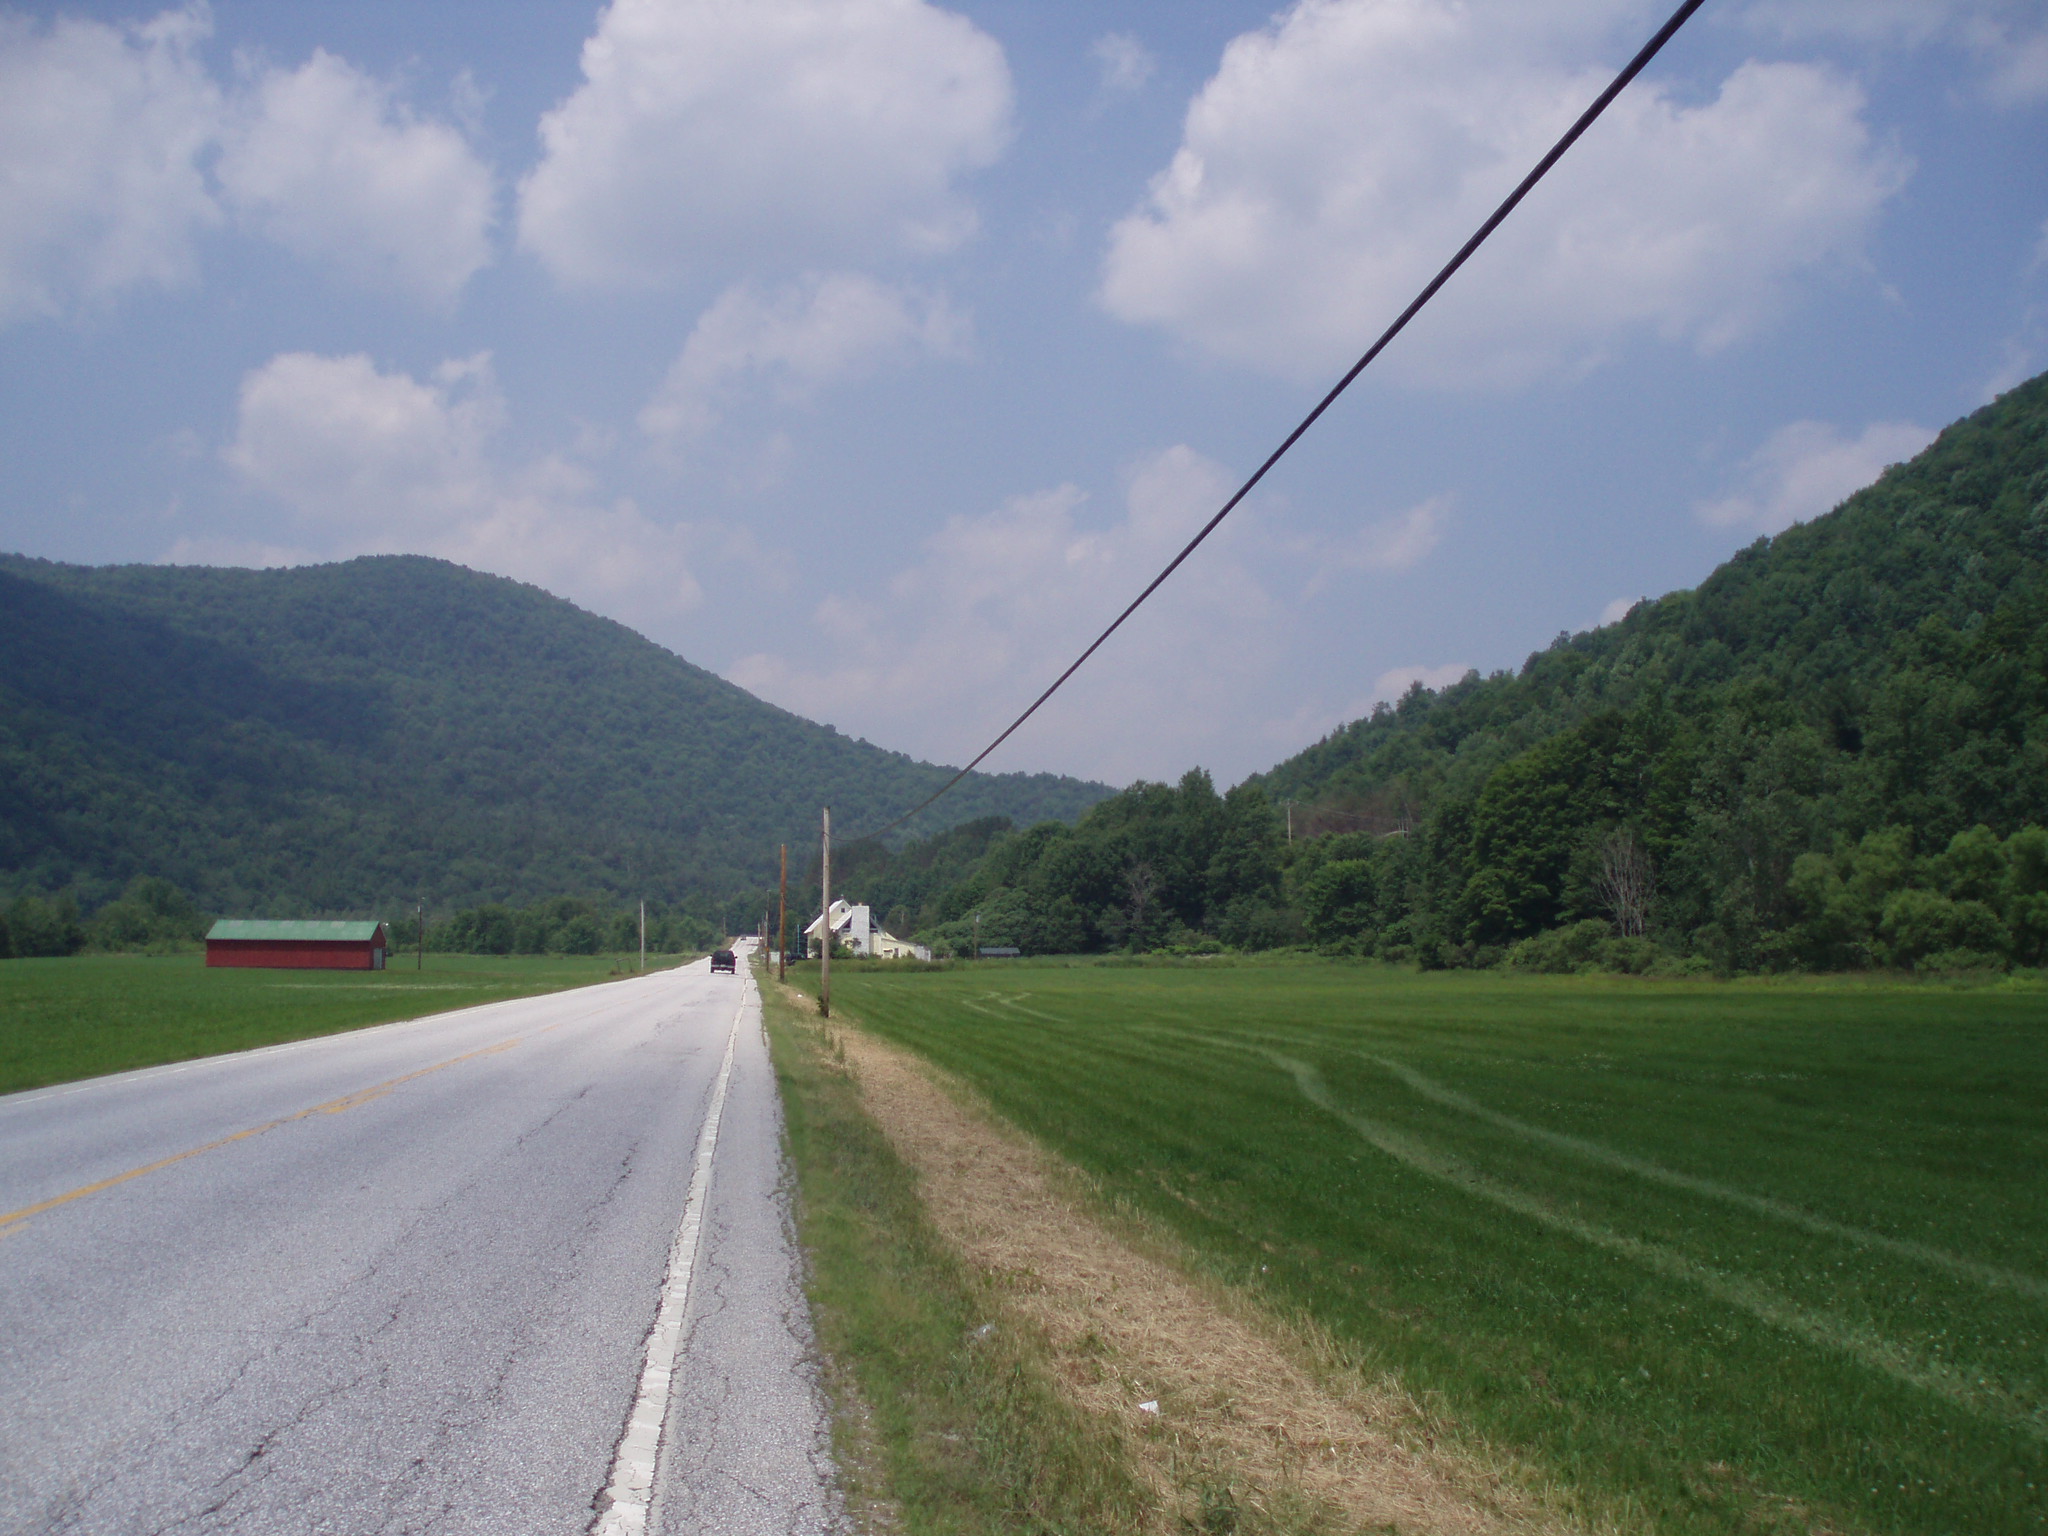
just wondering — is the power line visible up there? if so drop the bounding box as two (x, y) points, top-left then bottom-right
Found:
(856, 0), (1708, 843)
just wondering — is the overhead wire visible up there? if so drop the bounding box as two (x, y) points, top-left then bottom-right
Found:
(853, 0), (1709, 843)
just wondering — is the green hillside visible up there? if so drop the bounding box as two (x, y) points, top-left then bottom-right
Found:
(838, 371), (2048, 973)
(0, 555), (1110, 917)
(1242, 368), (2048, 969)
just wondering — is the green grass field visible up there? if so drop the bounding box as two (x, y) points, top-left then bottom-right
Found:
(796, 957), (2048, 1536)
(0, 950), (681, 1095)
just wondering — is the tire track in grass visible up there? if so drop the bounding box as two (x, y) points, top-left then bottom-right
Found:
(1364, 1054), (2048, 1304)
(1257, 1049), (2048, 1443)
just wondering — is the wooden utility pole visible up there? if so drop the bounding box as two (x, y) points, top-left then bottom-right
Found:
(819, 808), (831, 1018)
(777, 844), (788, 982)
(639, 900), (646, 971)
(416, 902), (424, 970)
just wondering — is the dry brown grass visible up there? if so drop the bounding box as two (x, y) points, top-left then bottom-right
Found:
(801, 988), (1570, 1536)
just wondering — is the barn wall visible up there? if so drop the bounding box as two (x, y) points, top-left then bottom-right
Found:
(206, 941), (381, 970)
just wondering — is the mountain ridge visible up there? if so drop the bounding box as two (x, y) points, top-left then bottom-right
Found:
(0, 553), (1111, 915)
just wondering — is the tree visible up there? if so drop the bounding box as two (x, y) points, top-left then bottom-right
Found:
(1593, 827), (1656, 938)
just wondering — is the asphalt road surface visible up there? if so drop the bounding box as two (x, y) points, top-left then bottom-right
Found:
(0, 946), (843, 1535)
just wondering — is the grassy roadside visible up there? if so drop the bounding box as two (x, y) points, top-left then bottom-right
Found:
(758, 967), (1151, 1534)
(0, 950), (688, 1095)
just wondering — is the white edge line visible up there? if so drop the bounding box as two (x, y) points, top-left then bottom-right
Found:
(589, 979), (747, 1536)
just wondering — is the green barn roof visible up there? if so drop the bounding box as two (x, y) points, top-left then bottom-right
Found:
(206, 919), (386, 942)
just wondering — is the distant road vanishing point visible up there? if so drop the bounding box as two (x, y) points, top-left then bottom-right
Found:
(0, 948), (842, 1535)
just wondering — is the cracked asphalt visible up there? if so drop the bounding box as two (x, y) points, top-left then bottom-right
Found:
(0, 953), (844, 1536)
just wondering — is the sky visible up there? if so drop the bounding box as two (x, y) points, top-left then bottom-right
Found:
(1, 0), (2044, 790)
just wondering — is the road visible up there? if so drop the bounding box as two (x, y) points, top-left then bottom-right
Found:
(0, 947), (842, 1535)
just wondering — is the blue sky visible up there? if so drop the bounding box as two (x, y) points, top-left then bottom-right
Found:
(2, 0), (2044, 788)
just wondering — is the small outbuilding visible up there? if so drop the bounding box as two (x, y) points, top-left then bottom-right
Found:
(205, 919), (389, 970)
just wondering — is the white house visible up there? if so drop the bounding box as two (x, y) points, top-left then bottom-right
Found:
(805, 900), (932, 961)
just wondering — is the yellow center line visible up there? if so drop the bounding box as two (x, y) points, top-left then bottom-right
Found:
(0, 1032), (539, 1237)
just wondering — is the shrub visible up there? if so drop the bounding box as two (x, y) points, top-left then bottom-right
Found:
(554, 915), (604, 955)
(1595, 936), (1662, 974)
(1507, 919), (1611, 974)
(1300, 859), (1376, 945)
(1878, 890), (2009, 968)
(1918, 948), (2006, 974)
(5, 894), (85, 958)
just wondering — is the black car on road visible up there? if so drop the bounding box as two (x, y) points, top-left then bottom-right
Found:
(710, 949), (737, 973)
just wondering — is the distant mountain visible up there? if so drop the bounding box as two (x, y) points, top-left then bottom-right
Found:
(0, 555), (1111, 915)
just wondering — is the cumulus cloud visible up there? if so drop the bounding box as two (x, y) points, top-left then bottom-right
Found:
(728, 445), (1282, 783)
(1695, 418), (1935, 534)
(518, 0), (1013, 289)
(1099, 0), (1908, 386)
(640, 271), (970, 440)
(0, 6), (496, 322)
(0, 5), (220, 322)
(224, 350), (700, 621)
(1331, 496), (1445, 573)
(216, 50), (494, 302)
(1090, 33), (1155, 96)
(1744, 0), (2048, 105)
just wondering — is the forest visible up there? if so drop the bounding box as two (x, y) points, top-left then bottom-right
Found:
(0, 553), (1108, 922)
(819, 370), (2048, 974)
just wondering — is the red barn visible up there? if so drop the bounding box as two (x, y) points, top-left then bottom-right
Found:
(205, 919), (389, 970)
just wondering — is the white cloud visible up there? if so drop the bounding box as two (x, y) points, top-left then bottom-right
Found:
(1695, 418), (1935, 534)
(1981, 223), (2048, 400)
(728, 445), (1282, 783)
(640, 271), (970, 440)
(216, 50), (494, 303)
(0, 5), (220, 322)
(1099, 0), (1908, 386)
(224, 351), (700, 622)
(0, 6), (498, 321)
(1372, 662), (1471, 700)
(1090, 33), (1155, 96)
(1331, 496), (1445, 573)
(1600, 595), (1643, 625)
(517, 0), (1013, 289)
(1744, 0), (2048, 105)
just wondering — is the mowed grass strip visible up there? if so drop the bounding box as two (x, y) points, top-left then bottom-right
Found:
(794, 958), (2048, 1536)
(758, 974), (1149, 1535)
(0, 950), (683, 1095)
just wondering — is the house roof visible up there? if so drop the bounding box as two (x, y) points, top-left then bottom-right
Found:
(206, 919), (386, 942)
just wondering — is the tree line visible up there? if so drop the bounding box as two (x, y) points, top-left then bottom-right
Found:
(0, 877), (719, 961)
(0, 876), (208, 959)
(425, 896), (718, 956)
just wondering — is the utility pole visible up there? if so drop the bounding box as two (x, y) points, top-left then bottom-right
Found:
(639, 900), (645, 972)
(416, 902), (424, 971)
(819, 809), (832, 1018)
(1286, 801), (1293, 844)
(972, 910), (981, 960)
(777, 843), (788, 983)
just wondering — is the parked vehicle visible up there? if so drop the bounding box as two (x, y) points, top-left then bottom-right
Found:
(710, 948), (737, 974)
